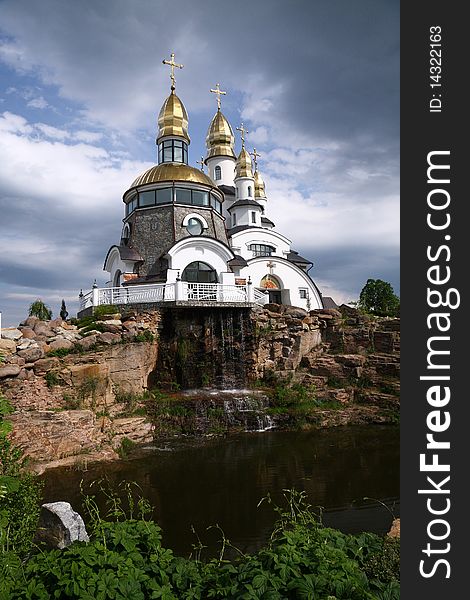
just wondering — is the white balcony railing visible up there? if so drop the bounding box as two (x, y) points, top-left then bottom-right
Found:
(79, 282), (268, 311)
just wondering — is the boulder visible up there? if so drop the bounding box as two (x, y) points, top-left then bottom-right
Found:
(17, 346), (44, 363)
(98, 332), (121, 345)
(22, 316), (39, 328)
(0, 364), (21, 378)
(16, 340), (34, 351)
(75, 335), (98, 351)
(284, 306), (308, 319)
(1, 328), (23, 341)
(49, 318), (64, 329)
(33, 357), (61, 375)
(0, 338), (17, 354)
(18, 327), (36, 339)
(49, 338), (74, 352)
(36, 502), (89, 549)
(33, 322), (54, 338)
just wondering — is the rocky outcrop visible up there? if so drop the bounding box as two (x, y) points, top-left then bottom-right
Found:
(1, 305), (399, 472)
(1, 312), (160, 471)
(251, 304), (400, 414)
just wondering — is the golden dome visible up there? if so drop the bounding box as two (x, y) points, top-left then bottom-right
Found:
(254, 170), (266, 198)
(235, 147), (253, 178)
(129, 163), (215, 190)
(205, 110), (236, 160)
(157, 91), (190, 144)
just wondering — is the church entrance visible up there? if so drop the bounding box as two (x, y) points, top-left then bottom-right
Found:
(260, 274), (283, 304)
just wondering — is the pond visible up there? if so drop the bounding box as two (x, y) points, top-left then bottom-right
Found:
(41, 426), (399, 558)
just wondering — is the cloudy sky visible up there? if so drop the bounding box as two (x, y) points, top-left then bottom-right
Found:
(0, 0), (399, 326)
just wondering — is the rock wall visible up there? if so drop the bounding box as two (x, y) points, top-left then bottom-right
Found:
(1, 304), (399, 472)
(251, 304), (400, 413)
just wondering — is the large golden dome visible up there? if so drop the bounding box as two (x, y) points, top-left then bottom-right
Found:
(129, 163), (215, 190)
(235, 147), (253, 178)
(205, 110), (236, 160)
(157, 91), (190, 144)
(254, 169), (266, 198)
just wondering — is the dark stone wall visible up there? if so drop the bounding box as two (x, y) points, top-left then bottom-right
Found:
(173, 206), (228, 245)
(128, 206), (174, 277)
(126, 206), (229, 278)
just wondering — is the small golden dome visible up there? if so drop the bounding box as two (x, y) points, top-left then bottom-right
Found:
(205, 110), (236, 160)
(254, 170), (266, 198)
(235, 147), (253, 178)
(129, 163), (215, 191)
(157, 91), (190, 144)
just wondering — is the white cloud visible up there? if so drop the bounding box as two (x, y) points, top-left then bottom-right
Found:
(27, 95), (49, 109)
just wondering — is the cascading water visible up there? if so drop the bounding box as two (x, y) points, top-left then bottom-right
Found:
(153, 306), (276, 432)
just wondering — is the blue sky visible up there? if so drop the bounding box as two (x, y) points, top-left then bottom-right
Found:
(0, 0), (399, 326)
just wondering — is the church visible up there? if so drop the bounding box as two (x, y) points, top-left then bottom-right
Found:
(80, 54), (324, 314)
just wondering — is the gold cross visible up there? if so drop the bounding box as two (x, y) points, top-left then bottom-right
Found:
(250, 148), (261, 169)
(162, 52), (183, 90)
(210, 83), (226, 110)
(196, 156), (205, 171)
(236, 122), (249, 148)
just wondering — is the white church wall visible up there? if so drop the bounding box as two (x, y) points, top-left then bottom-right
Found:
(207, 157), (236, 187)
(231, 228), (292, 261)
(167, 237), (234, 281)
(235, 177), (255, 200)
(240, 258), (323, 311)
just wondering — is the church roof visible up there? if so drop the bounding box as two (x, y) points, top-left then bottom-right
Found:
(129, 163), (215, 190)
(322, 296), (339, 309)
(205, 110), (236, 160)
(254, 169), (266, 198)
(235, 147), (253, 178)
(227, 199), (263, 212)
(226, 224), (255, 237)
(287, 250), (312, 265)
(261, 217), (275, 227)
(103, 245), (143, 270)
(157, 90), (190, 144)
(228, 254), (248, 268)
(218, 184), (236, 196)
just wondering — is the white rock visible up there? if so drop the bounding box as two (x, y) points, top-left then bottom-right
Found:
(1, 328), (23, 341)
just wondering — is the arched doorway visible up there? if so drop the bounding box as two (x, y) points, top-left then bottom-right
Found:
(260, 274), (282, 304)
(182, 261), (218, 283)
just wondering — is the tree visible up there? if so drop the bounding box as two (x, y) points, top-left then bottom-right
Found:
(28, 299), (52, 321)
(60, 299), (69, 320)
(358, 279), (400, 317)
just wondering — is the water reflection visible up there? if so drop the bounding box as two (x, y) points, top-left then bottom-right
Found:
(41, 426), (399, 558)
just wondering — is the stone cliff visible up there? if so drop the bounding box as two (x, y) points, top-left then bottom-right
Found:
(0, 305), (399, 472)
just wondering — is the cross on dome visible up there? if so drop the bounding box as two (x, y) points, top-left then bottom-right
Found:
(236, 122), (249, 148)
(210, 83), (227, 110)
(196, 156), (205, 171)
(162, 52), (184, 90)
(251, 148), (261, 169)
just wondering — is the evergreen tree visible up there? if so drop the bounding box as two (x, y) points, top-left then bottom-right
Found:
(60, 299), (69, 320)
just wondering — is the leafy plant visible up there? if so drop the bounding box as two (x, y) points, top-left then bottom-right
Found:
(358, 279), (400, 317)
(28, 299), (52, 321)
(93, 304), (118, 319)
(44, 371), (60, 387)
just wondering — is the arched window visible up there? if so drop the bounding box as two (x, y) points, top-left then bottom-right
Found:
(113, 270), (122, 287)
(214, 165), (222, 180)
(249, 244), (275, 257)
(182, 261), (218, 283)
(260, 274), (281, 289)
(247, 185), (252, 197)
(121, 223), (131, 245)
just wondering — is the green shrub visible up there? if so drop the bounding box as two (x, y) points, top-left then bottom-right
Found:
(44, 371), (60, 387)
(93, 304), (118, 319)
(135, 329), (155, 343)
(0, 487), (399, 599)
(47, 347), (74, 358)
